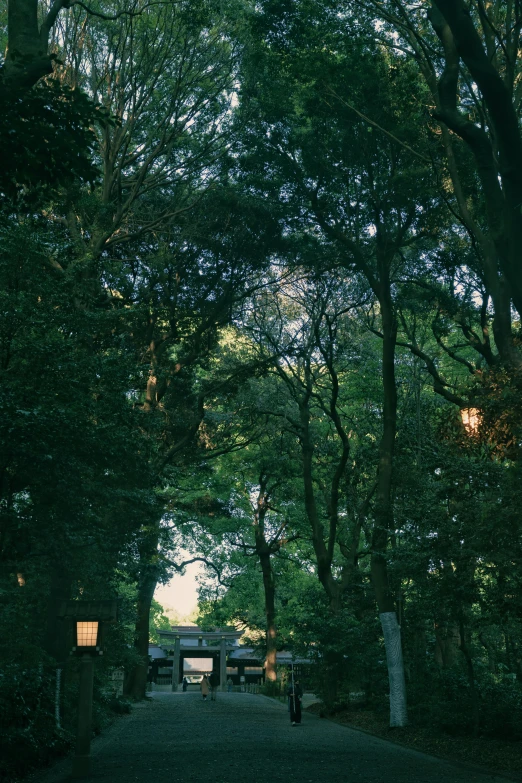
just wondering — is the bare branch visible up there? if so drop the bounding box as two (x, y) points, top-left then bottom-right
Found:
(67, 0), (173, 21)
(322, 87), (431, 164)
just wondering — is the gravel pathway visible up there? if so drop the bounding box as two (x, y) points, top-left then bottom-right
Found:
(38, 692), (516, 783)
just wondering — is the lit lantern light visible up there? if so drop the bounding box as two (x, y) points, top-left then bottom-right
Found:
(57, 601), (118, 780)
(75, 621), (100, 651)
(460, 407), (481, 434)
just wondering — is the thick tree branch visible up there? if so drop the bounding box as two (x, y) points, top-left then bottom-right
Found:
(165, 556), (234, 588)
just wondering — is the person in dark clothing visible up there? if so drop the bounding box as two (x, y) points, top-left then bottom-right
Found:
(287, 679), (303, 725)
(208, 671), (218, 700)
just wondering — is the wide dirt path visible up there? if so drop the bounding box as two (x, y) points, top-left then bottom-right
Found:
(39, 692), (515, 783)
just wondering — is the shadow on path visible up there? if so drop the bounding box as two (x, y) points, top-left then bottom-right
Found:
(37, 692), (517, 783)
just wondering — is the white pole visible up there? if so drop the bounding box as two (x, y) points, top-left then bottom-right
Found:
(380, 612), (408, 727)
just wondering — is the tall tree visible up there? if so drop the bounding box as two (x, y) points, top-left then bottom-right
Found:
(235, 4), (442, 723)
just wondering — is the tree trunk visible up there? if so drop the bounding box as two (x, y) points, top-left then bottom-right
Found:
(431, 1), (522, 324)
(380, 612), (408, 727)
(412, 626), (427, 681)
(458, 615), (480, 737)
(370, 287), (408, 727)
(124, 572), (157, 699)
(478, 632), (497, 675)
(3, 0), (55, 91)
(299, 401), (342, 606)
(504, 631), (522, 682)
(253, 480), (279, 682)
(43, 564), (71, 665)
(124, 518), (162, 700)
(434, 622), (461, 668)
(259, 550), (277, 682)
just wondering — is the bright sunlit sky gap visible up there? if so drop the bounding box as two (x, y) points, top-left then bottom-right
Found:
(154, 560), (204, 620)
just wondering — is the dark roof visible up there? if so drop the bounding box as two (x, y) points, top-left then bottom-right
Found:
(227, 647), (258, 661)
(169, 625), (238, 633)
(227, 648), (312, 665)
(149, 645), (167, 659)
(159, 626), (243, 640)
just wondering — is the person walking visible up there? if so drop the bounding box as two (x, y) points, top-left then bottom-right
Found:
(287, 678), (303, 725)
(226, 676), (233, 692)
(209, 671), (218, 700)
(200, 674), (210, 701)
(182, 677), (188, 692)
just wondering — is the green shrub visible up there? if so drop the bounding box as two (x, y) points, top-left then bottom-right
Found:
(0, 665), (73, 782)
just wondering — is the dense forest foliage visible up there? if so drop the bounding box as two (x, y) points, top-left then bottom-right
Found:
(1, 0), (521, 779)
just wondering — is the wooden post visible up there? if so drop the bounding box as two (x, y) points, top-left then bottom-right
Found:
(220, 637), (227, 691)
(171, 636), (181, 691)
(71, 654), (94, 779)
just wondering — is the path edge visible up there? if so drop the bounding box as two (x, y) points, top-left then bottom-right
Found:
(320, 713), (522, 783)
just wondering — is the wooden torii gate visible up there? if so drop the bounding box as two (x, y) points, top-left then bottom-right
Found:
(157, 626), (243, 691)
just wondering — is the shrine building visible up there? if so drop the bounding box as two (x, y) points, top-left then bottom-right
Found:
(148, 625), (310, 691)
(150, 626), (246, 691)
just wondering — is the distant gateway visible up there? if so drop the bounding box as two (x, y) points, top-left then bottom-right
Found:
(148, 625), (310, 691)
